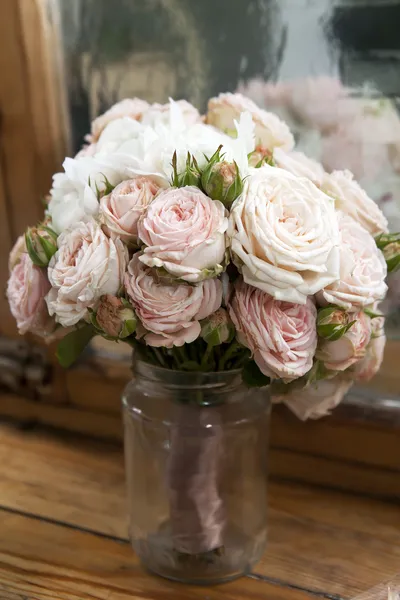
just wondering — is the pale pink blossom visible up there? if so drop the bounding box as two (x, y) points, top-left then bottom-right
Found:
(316, 310), (371, 371)
(288, 77), (353, 133)
(273, 148), (325, 186)
(354, 316), (386, 382)
(100, 177), (161, 244)
(141, 99), (202, 127)
(274, 376), (353, 420)
(237, 79), (292, 108)
(318, 213), (387, 310)
(46, 220), (128, 327)
(7, 254), (54, 336)
(8, 235), (26, 272)
(228, 279), (317, 381)
(125, 253), (222, 347)
(89, 98), (149, 142)
(138, 186), (228, 283)
(207, 92), (294, 151)
(323, 170), (388, 236)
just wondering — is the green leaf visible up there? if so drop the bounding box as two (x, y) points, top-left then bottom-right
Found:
(364, 308), (384, 319)
(102, 174), (115, 196)
(387, 253), (400, 273)
(56, 325), (96, 368)
(242, 360), (270, 388)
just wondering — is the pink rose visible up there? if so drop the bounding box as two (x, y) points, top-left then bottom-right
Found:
(316, 310), (371, 371)
(138, 186), (228, 283)
(125, 253), (222, 347)
(273, 148), (325, 187)
(89, 98), (149, 142)
(323, 170), (388, 236)
(274, 376), (353, 420)
(7, 253), (54, 336)
(228, 279), (317, 381)
(46, 220), (128, 327)
(318, 213), (387, 310)
(207, 92), (294, 151)
(100, 177), (161, 244)
(354, 317), (386, 382)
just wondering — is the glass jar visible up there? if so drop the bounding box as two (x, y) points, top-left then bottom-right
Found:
(122, 359), (270, 584)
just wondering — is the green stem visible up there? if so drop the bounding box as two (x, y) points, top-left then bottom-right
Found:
(201, 343), (213, 370)
(219, 340), (240, 371)
(153, 347), (168, 368)
(177, 346), (188, 364)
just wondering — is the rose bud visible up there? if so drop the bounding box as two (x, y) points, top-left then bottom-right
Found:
(201, 146), (243, 207)
(316, 310), (371, 372)
(375, 232), (400, 272)
(317, 306), (356, 341)
(200, 308), (235, 347)
(248, 145), (274, 168)
(94, 295), (137, 339)
(25, 225), (58, 268)
(171, 151), (201, 188)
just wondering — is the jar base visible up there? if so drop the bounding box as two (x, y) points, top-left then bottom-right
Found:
(132, 520), (267, 585)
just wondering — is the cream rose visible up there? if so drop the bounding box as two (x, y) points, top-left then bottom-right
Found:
(46, 220), (128, 327)
(100, 177), (161, 244)
(141, 99), (202, 127)
(228, 279), (317, 381)
(207, 92), (294, 151)
(7, 253), (54, 336)
(125, 253), (222, 347)
(274, 376), (353, 420)
(323, 170), (388, 236)
(273, 148), (325, 187)
(316, 310), (371, 371)
(90, 98), (149, 142)
(229, 165), (340, 304)
(138, 186), (228, 283)
(318, 213), (387, 310)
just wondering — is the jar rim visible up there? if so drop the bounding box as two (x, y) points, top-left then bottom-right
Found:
(133, 357), (243, 390)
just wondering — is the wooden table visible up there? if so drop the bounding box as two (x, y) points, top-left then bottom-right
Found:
(0, 422), (399, 600)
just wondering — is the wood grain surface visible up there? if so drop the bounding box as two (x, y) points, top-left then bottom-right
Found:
(0, 423), (399, 600)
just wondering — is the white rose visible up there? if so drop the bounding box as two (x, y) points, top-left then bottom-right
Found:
(207, 92), (294, 151)
(317, 213), (387, 310)
(229, 165), (340, 304)
(323, 169), (389, 236)
(105, 109), (252, 186)
(90, 98), (149, 142)
(46, 220), (128, 327)
(273, 148), (325, 187)
(48, 157), (122, 234)
(95, 117), (144, 155)
(274, 376), (353, 420)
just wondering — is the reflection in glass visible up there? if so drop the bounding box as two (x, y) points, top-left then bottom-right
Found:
(48, 0), (400, 341)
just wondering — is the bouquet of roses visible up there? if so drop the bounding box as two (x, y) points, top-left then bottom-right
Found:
(7, 92), (399, 419)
